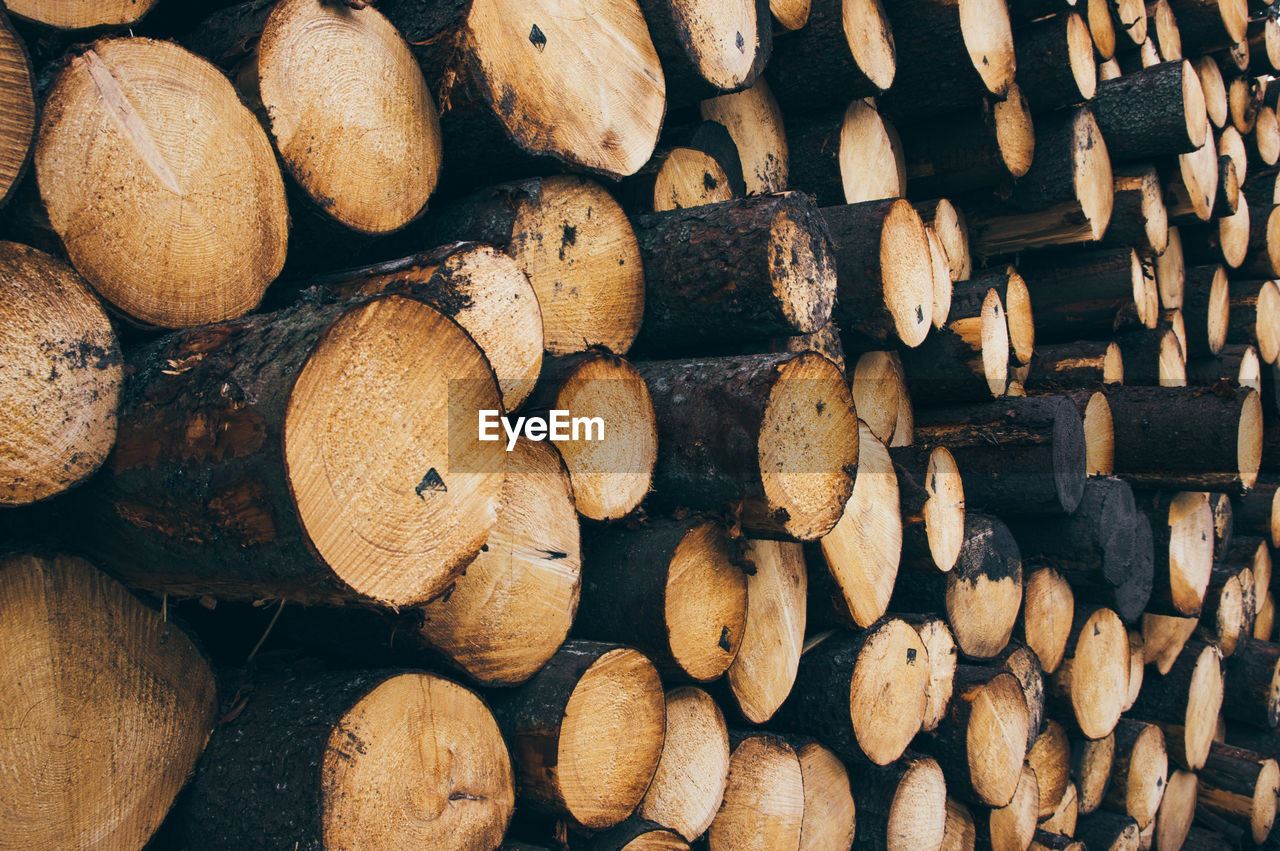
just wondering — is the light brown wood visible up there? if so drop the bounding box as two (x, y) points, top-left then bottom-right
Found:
(1041, 782), (1079, 836)
(0, 242), (121, 505)
(907, 615), (958, 734)
(1104, 719), (1169, 829)
(36, 38), (289, 327)
(0, 553), (217, 849)
(852, 351), (906, 444)
(986, 763), (1040, 851)
(1050, 607), (1130, 739)
(1157, 225), (1186, 308)
(1028, 720), (1072, 818)
(1075, 732), (1116, 815)
(419, 439), (580, 686)
(0, 11), (33, 209)
(795, 739), (857, 851)
(639, 688), (730, 841)
(650, 147), (735, 211)
(5, 0), (157, 28)
(701, 78), (789, 194)
(942, 796), (977, 851)
(1022, 567), (1074, 675)
(771, 0), (809, 30)
(1155, 769), (1198, 850)
(1141, 613), (1199, 674)
(727, 540), (807, 724)
(708, 734), (805, 851)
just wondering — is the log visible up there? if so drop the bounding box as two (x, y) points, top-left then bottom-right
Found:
(1187, 345), (1263, 395)
(83, 294), (506, 608)
(1220, 125), (1248, 184)
(1092, 60), (1208, 161)
(1105, 385), (1262, 492)
(1024, 341), (1124, 394)
(941, 796), (977, 851)
(1222, 639), (1280, 730)
(1165, 0), (1248, 53)
(620, 145), (737, 213)
(635, 0), (770, 106)
(418, 438), (580, 686)
(1020, 567), (1074, 675)
(1232, 477), (1280, 547)
(1196, 742), (1280, 844)
(1030, 830), (1083, 851)
(774, 320), (848, 376)
(489, 641), (665, 829)
(523, 351), (657, 521)
(966, 108), (1115, 255)
(898, 85), (1035, 197)
(917, 197), (973, 282)
(900, 613), (959, 733)
(921, 667), (1030, 807)
(848, 753), (949, 851)
(1028, 719), (1073, 817)
(1226, 280), (1280, 364)
(912, 396), (1087, 516)
(1132, 489), (1215, 616)
(35, 38), (289, 328)
(373, 0), (663, 182)
(892, 444), (967, 573)
(956, 266), (1034, 366)
(636, 351), (859, 540)
(1076, 811), (1140, 850)
(0, 554), (216, 849)
(580, 819), (689, 850)
(0, 242), (122, 506)
(786, 99), (903, 208)
(1047, 606), (1131, 739)
(575, 518), (746, 682)
(1014, 12), (1097, 113)
(1173, 125), (1220, 221)
(1230, 74), (1263, 134)
(973, 763), (1040, 851)
(901, 285), (1009, 402)
(190, 0), (442, 237)
(172, 668), (513, 846)
(823, 198), (934, 348)
(1156, 225), (1186, 308)
(812, 422), (901, 627)
(0, 11), (32, 210)
(388, 175), (645, 356)
(630, 192), (837, 354)
(1199, 558), (1249, 656)
(770, 0), (809, 29)
(1253, 105), (1280, 168)
(927, 228), (957, 334)
(878, 0), (1017, 121)
(1017, 246), (1150, 342)
(779, 737), (857, 851)
(1149, 0), (1182, 61)
(765, 0), (896, 111)
(775, 619), (928, 765)
(1245, 204), (1280, 278)
(1127, 639), (1224, 770)
(1103, 719), (1169, 829)
(1074, 731), (1116, 815)
(851, 350), (907, 443)
(1140, 612), (1199, 673)
(1153, 769), (1198, 850)
(1103, 165), (1169, 253)
(726, 539), (806, 724)
(700, 78), (789, 195)
(306, 242), (543, 409)
(893, 512), (1023, 660)
(1112, 324), (1187, 387)
(993, 641), (1047, 753)
(4, 0), (157, 28)
(707, 733), (804, 849)
(637, 687), (730, 841)
(1007, 477), (1154, 622)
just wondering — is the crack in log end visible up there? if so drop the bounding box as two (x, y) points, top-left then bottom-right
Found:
(529, 24), (546, 51)
(541, 550), (568, 560)
(449, 791), (486, 802)
(737, 32), (745, 52)
(415, 468), (447, 498)
(79, 49), (184, 196)
(719, 625), (732, 652)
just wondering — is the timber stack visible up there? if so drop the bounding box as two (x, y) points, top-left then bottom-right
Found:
(3, 0), (1280, 848)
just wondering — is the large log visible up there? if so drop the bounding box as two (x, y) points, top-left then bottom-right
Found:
(699, 78), (789, 195)
(1102, 719), (1168, 829)
(83, 294), (507, 608)
(774, 619), (928, 766)
(172, 669), (513, 847)
(1020, 566), (1074, 674)
(912, 396), (1087, 516)
(1127, 639), (1223, 770)
(635, 0), (770, 106)
(0, 242), (122, 506)
(386, 175), (645, 356)
(765, 0), (896, 111)
(708, 733), (804, 849)
(1133, 489), (1215, 616)
(636, 351), (859, 540)
(575, 518), (747, 682)
(0, 554), (217, 850)
(1091, 60), (1208, 162)
(630, 193), (836, 354)
(1165, 0), (1248, 53)
(35, 38), (289, 328)
(1103, 165), (1169, 253)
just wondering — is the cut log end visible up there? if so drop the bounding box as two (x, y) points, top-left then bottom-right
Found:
(664, 522), (748, 682)
(911, 616), (958, 732)
(968, 672), (1031, 805)
(653, 147), (735, 212)
(989, 763), (1040, 851)
(923, 446), (966, 573)
(0, 13), (33, 207)
(284, 296), (506, 607)
(771, 205), (839, 335)
(1183, 643), (1225, 769)
(959, 0), (1017, 97)
(1167, 491), (1215, 615)
(979, 288), (1012, 397)
(1180, 59), (1210, 150)
(879, 199), (935, 347)
(6, 0), (158, 29)
(850, 618), (929, 764)
(1024, 567), (1074, 675)
(890, 758), (949, 851)
(1073, 110), (1116, 240)
(1005, 270), (1034, 366)
(700, 79), (788, 195)
(1067, 13), (1097, 101)
(708, 735), (804, 850)
(844, 0), (897, 91)
(638, 687), (729, 841)
(838, 99), (905, 205)
(995, 83), (1036, 179)
(926, 228), (955, 331)
(852, 350), (904, 444)
(1155, 770), (1198, 851)
(1256, 281), (1280, 364)
(727, 539), (805, 724)
(1070, 607), (1130, 739)
(770, 0), (809, 30)
(796, 740), (856, 851)
(1084, 390), (1116, 477)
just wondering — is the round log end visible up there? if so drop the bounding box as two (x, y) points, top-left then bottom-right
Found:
(1087, 0), (1117, 59)
(1220, 0), (1249, 44)
(36, 38), (289, 328)
(1219, 196), (1251, 268)
(6, 0), (158, 29)
(1005, 270), (1035, 366)
(418, 439), (580, 686)
(1072, 110), (1115, 241)
(982, 288), (1012, 397)
(1182, 642), (1224, 769)
(1154, 769), (1198, 851)
(727, 539), (806, 724)
(995, 83), (1035, 179)
(850, 618), (929, 764)
(1256, 281), (1280, 365)
(653, 148), (735, 212)
(0, 14), (33, 206)
(924, 446), (966, 573)
(285, 296), (506, 607)
(638, 687), (730, 841)
(797, 740), (857, 850)
(1238, 388), (1263, 490)
(947, 515), (1022, 660)
(913, 616), (958, 732)
(1104, 342), (1125, 383)
(560, 648), (666, 829)
(1167, 491), (1215, 616)
(889, 757), (949, 851)
(1126, 723), (1170, 827)
(665, 521), (748, 682)
(0, 242), (122, 505)
(1179, 59), (1209, 150)
(852, 350), (904, 444)
(770, 198), (838, 335)
(1250, 758), (1280, 843)
(1159, 326), (1188, 386)
(1066, 13), (1098, 101)
(1072, 607), (1130, 739)
(926, 227), (955, 332)
(677, 0), (763, 91)
(1024, 567), (1074, 675)
(840, 99), (905, 205)
(1266, 207), (1280, 280)
(968, 672), (1031, 806)
(959, 0), (1016, 97)
(990, 764), (1040, 851)
(928, 198), (971, 283)
(1197, 57), (1228, 128)
(1083, 390), (1115, 476)
(844, 0), (897, 91)
(760, 352), (861, 540)
(770, 0), (809, 30)
(880, 199), (934, 347)
(709, 735), (804, 850)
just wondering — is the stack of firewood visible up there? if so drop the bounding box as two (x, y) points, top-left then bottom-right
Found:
(3, 0), (1280, 848)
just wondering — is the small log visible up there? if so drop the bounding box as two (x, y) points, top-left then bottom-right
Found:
(1112, 324), (1186, 387)
(1173, 126), (1220, 221)
(912, 395), (1087, 516)
(899, 613), (958, 734)
(1102, 719), (1169, 829)
(1199, 559), (1249, 656)
(994, 641), (1047, 753)
(1092, 60), (1208, 162)
(1074, 731), (1116, 815)
(576, 519), (746, 682)
(901, 286), (1009, 402)
(1019, 245), (1153, 341)
(489, 641), (665, 829)
(786, 99), (903, 208)
(1127, 639), (1224, 770)
(1166, 0), (1248, 53)
(1020, 567), (1075, 674)
(1187, 345), (1263, 395)
(774, 619), (928, 766)
(1196, 742), (1280, 844)
(973, 763), (1040, 851)
(708, 732), (804, 849)
(1132, 489), (1215, 616)
(1226, 280), (1280, 364)
(700, 78), (789, 195)
(956, 265), (1034, 366)
(1015, 12), (1097, 113)
(848, 753), (948, 851)
(765, 0), (895, 111)
(851, 350), (907, 443)
(1047, 606), (1131, 739)
(1024, 341), (1124, 394)
(941, 796), (977, 851)
(917, 197), (973, 282)
(1153, 769), (1198, 850)
(824, 198), (934, 348)
(638, 687), (731, 841)
(1140, 611), (1199, 673)
(1076, 811), (1140, 851)
(1103, 165), (1169, 253)
(780, 735), (858, 851)
(1230, 74), (1263, 134)
(892, 444), (967, 573)
(636, 351), (859, 540)
(1028, 720), (1073, 817)
(726, 539), (806, 724)
(619, 145), (737, 213)
(1156, 225), (1186, 308)
(630, 192), (837, 354)
(0, 11), (33, 210)
(635, 0), (770, 107)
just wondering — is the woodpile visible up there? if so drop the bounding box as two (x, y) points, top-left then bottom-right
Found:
(6, 0), (1280, 849)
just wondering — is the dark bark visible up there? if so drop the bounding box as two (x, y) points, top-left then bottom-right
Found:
(1233, 476), (1278, 545)
(1017, 247), (1141, 343)
(847, 753), (945, 851)
(1024, 341), (1120, 393)
(1126, 638), (1217, 730)
(1223, 639), (1280, 729)
(899, 95), (1027, 197)
(629, 192), (836, 354)
(579, 816), (686, 850)
(765, 0), (893, 112)
(901, 316), (1005, 403)
(1015, 12), (1094, 113)
(1112, 323), (1181, 386)
(1075, 811), (1140, 850)
(1165, 0), (1245, 53)
(1182, 266), (1227, 360)
(771, 627), (880, 765)
(912, 396), (1087, 515)
(635, 0), (771, 107)
(785, 107), (858, 209)
(1093, 61), (1204, 162)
